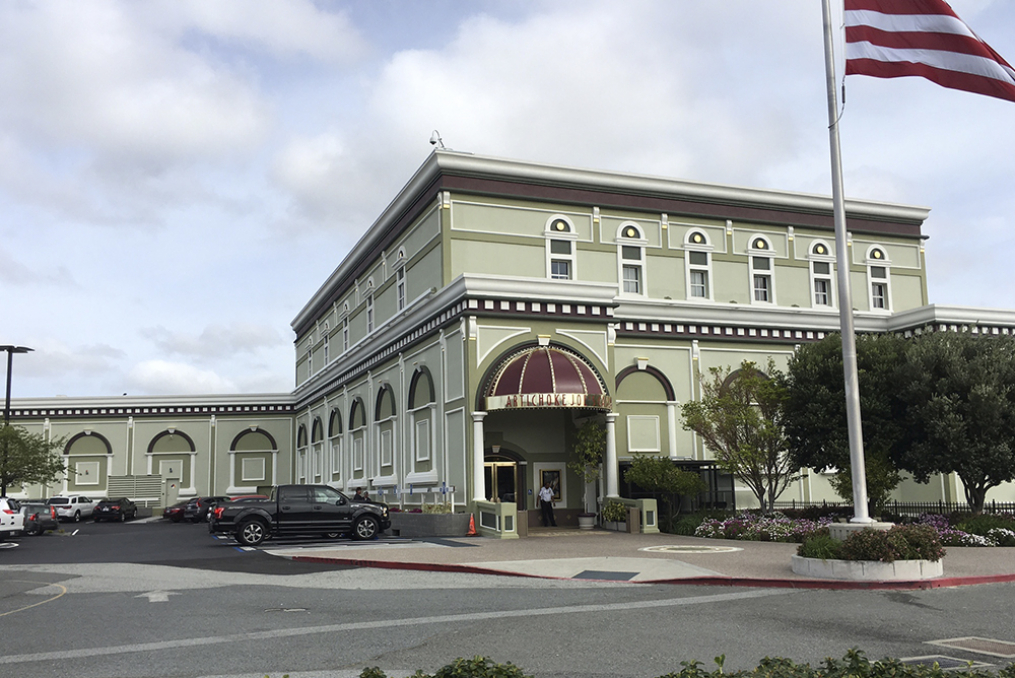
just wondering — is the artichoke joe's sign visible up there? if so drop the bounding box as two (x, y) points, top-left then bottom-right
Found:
(486, 393), (612, 411)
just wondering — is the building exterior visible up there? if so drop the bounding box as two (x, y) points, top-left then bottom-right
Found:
(8, 151), (1015, 516)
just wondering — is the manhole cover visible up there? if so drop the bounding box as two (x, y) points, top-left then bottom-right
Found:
(900, 656), (991, 670)
(928, 638), (1015, 659)
(639, 545), (742, 554)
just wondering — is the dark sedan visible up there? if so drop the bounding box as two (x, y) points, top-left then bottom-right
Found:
(184, 496), (229, 522)
(94, 497), (137, 522)
(21, 503), (59, 536)
(162, 501), (187, 522)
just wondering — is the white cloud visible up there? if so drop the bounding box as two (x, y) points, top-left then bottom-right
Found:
(127, 360), (237, 395)
(140, 323), (286, 361)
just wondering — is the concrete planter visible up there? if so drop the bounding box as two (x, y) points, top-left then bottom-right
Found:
(791, 555), (943, 581)
(577, 514), (596, 531)
(602, 521), (626, 532)
(389, 512), (471, 538)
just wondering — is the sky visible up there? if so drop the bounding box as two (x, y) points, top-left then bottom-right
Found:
(3, 0), (1015, 399)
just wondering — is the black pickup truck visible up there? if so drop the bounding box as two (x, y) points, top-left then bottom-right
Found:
(208, 484), (390, 546)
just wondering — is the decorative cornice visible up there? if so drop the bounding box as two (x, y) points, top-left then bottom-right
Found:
(7, 395), (295, 422)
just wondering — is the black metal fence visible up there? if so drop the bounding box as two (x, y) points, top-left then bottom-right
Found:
(773, 499), (1015, 516)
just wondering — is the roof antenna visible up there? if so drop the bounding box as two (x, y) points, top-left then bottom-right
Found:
(429, 130), (446, 149)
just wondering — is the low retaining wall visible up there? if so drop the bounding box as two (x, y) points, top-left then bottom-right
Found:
(388, 512), (471, 538)
(791, 555), (943, 581)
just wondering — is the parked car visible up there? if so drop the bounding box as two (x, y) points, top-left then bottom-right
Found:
(0, 497), (25, 540)
(209, 484), (390, 546)
(162, 501), (187, 522)
(94, 497), (137, 522)
(184, 496), (229, 523)
(47, 495), (97, 522)
(21, 502), (59, 536)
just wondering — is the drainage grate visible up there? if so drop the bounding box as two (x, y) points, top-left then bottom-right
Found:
(573, 570), (637, 581)
(928, 638), (1015, 659)
(900, 656), (991, 670)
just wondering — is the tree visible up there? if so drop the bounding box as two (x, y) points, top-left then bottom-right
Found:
(622, 455), (706, 529)
(781, 333), (907, 514)
(0, 425), (66, 497)
(893, 331), (1015, 513)
(681, 359), (795, 513)
(568, 419), (605, 515)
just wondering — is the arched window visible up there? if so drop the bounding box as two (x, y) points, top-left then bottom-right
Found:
(809, 241), (835, 308)
(374, 385), (397, 475)
(407, 367), (437, 482)
(229, 428), (278, 494)
(617, 223), (646, 295)
(685, 230), (712, 300)
(328, 408), (343, 485)
(545, 215), (577, 280)
(349, 398), (366, 477)
(749, 235), (774, 304)
(866, 246), (891, 311)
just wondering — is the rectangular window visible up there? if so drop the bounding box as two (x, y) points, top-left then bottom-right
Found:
(622, 265), (641, 293)
(872, 282), (887, 309)
(550, 240), (572, 255)
(550, 260), (571, 280)
(414, 418), (430, 462)
(814, 278), (830, 306)
(380, 429), (392, 467)
(751, 256), (771, 271)
(689, 251), (708, 266)
(323, 336), (329, 364)
(396, 268), (406, 311)
(342, 320), (349, 352)
(690, 270), (709, 298)
(871, 266), (887, 279)
(813, 261), (830, 275)
(753, 275), (770, 302)
(622, 245), (641, 260)
(366, 297), (374, 333)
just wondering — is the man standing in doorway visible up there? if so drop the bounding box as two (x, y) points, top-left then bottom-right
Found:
(538, 481), (557, 527)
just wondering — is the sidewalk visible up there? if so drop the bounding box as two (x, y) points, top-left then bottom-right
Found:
(272, 529), (1015, 590)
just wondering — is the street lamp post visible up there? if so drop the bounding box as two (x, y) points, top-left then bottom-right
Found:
(1, 345), (33, 497)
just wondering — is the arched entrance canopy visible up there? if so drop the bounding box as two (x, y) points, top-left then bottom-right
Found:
(484, 345), (612, 411)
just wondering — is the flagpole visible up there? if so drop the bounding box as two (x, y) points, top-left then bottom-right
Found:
(821, 0), (873, 523)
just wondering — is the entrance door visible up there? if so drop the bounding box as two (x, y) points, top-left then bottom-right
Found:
(483, 461), (516, 503)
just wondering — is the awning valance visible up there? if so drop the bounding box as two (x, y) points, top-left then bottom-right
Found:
(484, 346), (611, 411)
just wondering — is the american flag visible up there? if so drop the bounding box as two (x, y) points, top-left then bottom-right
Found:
(845, 0), (1015, 103)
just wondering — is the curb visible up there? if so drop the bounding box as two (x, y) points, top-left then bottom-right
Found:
(288, 555), (1015, 590)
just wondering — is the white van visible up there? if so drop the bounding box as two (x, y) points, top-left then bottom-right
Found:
(48, 495), (97, 522)
(0, 497), (25, 539)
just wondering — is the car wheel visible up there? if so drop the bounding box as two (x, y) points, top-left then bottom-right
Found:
(73, 511), (81, 523)
(236, 519), (267, 547)
(26, 523), (41, 536)
(119, 511), (126, 522)
(131, 510), (137, 520)
(352, 516), (379, 541)
(170, 515), (181, 523)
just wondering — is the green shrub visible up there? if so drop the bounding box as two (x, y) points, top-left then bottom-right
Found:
(797, 534), (841, 560)
(889, 524), (946, 561)
(837, 528), (899, 562)
(957, 513), (1015, 536)
(422, 501), (453, 515)
(601, 500), (628, 523)
(360, 656), (533, 678)
(672, 514), (707, 536)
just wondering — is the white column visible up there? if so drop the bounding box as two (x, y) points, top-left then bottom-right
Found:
(667, 401), (679, 460)
(605, 413), (619, 498)
(471, 411), (487, 502)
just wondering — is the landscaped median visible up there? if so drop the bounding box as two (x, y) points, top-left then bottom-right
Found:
(353, 649), (1015, 678)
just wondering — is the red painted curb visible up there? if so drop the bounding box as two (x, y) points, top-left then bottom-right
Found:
(287, 555), (1015, 590)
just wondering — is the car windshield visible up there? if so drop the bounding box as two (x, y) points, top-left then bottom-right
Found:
(48, 498), (70, 505)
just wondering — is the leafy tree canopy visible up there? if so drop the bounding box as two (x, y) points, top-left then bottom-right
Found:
(681, 359), (795, 513)
(0, 425), (67, 497)
(623, 454), (706, 527)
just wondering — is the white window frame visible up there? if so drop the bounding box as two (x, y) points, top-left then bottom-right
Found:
(544, 215), (578, 281)
(329, 434), (342, 482)
(342, 316), (349, 353)
(396, 266), (406, 311)
(748, 235), (775, 305)
(865, 246), (892, 312)
(808, 240), (836, 309)
(684, 230), (714, 301)
(241, 457), (266, 483)
(410, 402), (435, 464)
(366, 294), (375, 333)
(323, 332), (329, 365)
(617, 222), (647, 297)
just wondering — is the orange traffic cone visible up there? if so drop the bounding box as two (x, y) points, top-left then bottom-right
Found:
(467, 514), (478, 536)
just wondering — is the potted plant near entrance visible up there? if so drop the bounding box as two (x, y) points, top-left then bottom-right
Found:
(569, 420), (606, 530)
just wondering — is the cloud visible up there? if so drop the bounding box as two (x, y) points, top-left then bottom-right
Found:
(0, 247), (75, 287)
(140, 323), (286, 361)
(127, 359), (238, 395)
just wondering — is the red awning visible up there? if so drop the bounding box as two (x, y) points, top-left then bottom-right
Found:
(485, 346), (611, 411)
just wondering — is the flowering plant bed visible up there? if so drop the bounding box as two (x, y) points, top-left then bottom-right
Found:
(694, 512), (833, 543)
